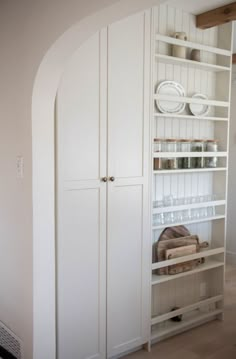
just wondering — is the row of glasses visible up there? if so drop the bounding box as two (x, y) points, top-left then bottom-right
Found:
(153, 206), (216, 226)
(153, 194), (221, 208)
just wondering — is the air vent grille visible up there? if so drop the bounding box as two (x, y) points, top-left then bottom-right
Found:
(0, 321), (23, 359)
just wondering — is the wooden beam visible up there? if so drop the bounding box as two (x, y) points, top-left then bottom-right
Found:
(233, 54), (236, 64)
(196, 2), (236, 29)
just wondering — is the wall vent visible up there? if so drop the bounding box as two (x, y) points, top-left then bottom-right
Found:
(0, 321), (23, 359)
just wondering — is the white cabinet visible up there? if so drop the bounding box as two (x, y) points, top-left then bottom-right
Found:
(56, 11), (151, 359)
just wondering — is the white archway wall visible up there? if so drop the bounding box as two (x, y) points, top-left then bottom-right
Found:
(32, 2), (167, 358)
(0, 1), (166, 359)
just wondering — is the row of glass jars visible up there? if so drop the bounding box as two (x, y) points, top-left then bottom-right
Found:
(153, 138), (219, 170)
(154, 156), (218, 170)
(153, 138), (218, 153)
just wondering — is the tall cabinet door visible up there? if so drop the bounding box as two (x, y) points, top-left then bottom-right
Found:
(56, 30), (107, 359)
(107, 11), (151, 357)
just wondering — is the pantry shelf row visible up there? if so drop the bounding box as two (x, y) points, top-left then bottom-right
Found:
(153, 113), (229, 121)
(152, 214), (225, 230)
(153, 152), (227, 158)
(152, 259), (224, 285)
(151, 308), (223, 342)
(153, 199), (225, 214)
(155, 54), (230, 73)
(153, 167), (227, 174)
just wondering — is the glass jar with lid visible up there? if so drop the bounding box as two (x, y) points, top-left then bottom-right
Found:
(154, 158), (164, 170)
(191, 139), (205, 168)
(191, 139), (205, 152)
(179, 139), (191, 152)
(205, 139), (218, 152)
(205, 139), (219, 168)
(165, 158), (178, 170)
(165, 139), (178, 152)
(179, 139), (191, 169)
(153, 138), (163, 152)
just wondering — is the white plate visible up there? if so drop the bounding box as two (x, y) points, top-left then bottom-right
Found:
(156, 81), (186, 114)
(189, 93), (210, 117)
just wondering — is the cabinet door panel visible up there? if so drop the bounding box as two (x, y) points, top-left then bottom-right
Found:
(107, 11), (151, 357)
(57, 188), (106, 359)
(107, 12), (146, 179)
(107, 185), (145, 355)
(58, 32), (101, 181)
(56, 30), (107, 359)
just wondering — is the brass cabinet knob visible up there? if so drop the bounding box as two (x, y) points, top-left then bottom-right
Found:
(102, 177), (108, 182)
(110, 176), (115, 182)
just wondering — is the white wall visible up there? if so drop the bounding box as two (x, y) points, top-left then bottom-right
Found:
(0, 1), (134, 358)
(0, 1), (165, 358)
(227, 64), (236, 264)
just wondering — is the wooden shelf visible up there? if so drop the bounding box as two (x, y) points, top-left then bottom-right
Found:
(151, 309), (223, 342)
(151, 247), (224, 271)
(151, 295), (223, 325)
(153, 200), (225, 214)
(155, 34), (231, 57)
(152, 214), (225, 230)
(153, 151), (227, 158)
(154, 94), (229, 108)
(153, 167), (227, 174)
(152, 259), (224, 285)
(155, 54), (230, 72)
(153, 113), (228, 122)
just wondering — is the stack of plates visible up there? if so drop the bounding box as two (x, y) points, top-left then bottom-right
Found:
(156, 80), (210, 117)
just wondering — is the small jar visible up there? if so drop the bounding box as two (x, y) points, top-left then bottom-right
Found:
(205, 157), (218, 168)
(191, 139), (204, 168)
(154, 158), (163, 170)
(205, 139), (218, 152)
(165, 139), (178, 152)
(166, 158), (178, 170)
(179, 139), (191, 169)
(179, 139), (191, 152)
(153, 138), (163, 152)
(205, 140), (218, 168)
(191, 139), (204, 152)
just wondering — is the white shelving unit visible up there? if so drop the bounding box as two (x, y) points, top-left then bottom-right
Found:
(150, 4), (233, 346)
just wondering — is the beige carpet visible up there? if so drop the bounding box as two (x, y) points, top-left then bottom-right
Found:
(123, 265), (236, 359)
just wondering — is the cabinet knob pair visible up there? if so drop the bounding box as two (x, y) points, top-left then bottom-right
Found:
(102, 177), (115, 182)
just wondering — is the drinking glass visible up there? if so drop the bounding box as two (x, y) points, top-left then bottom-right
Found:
(163, 195), (174, 207)
(200, 207), (208, 218)
(164, 212), (175, 224)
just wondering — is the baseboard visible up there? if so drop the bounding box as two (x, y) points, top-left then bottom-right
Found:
(226, 251), (236, 265)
